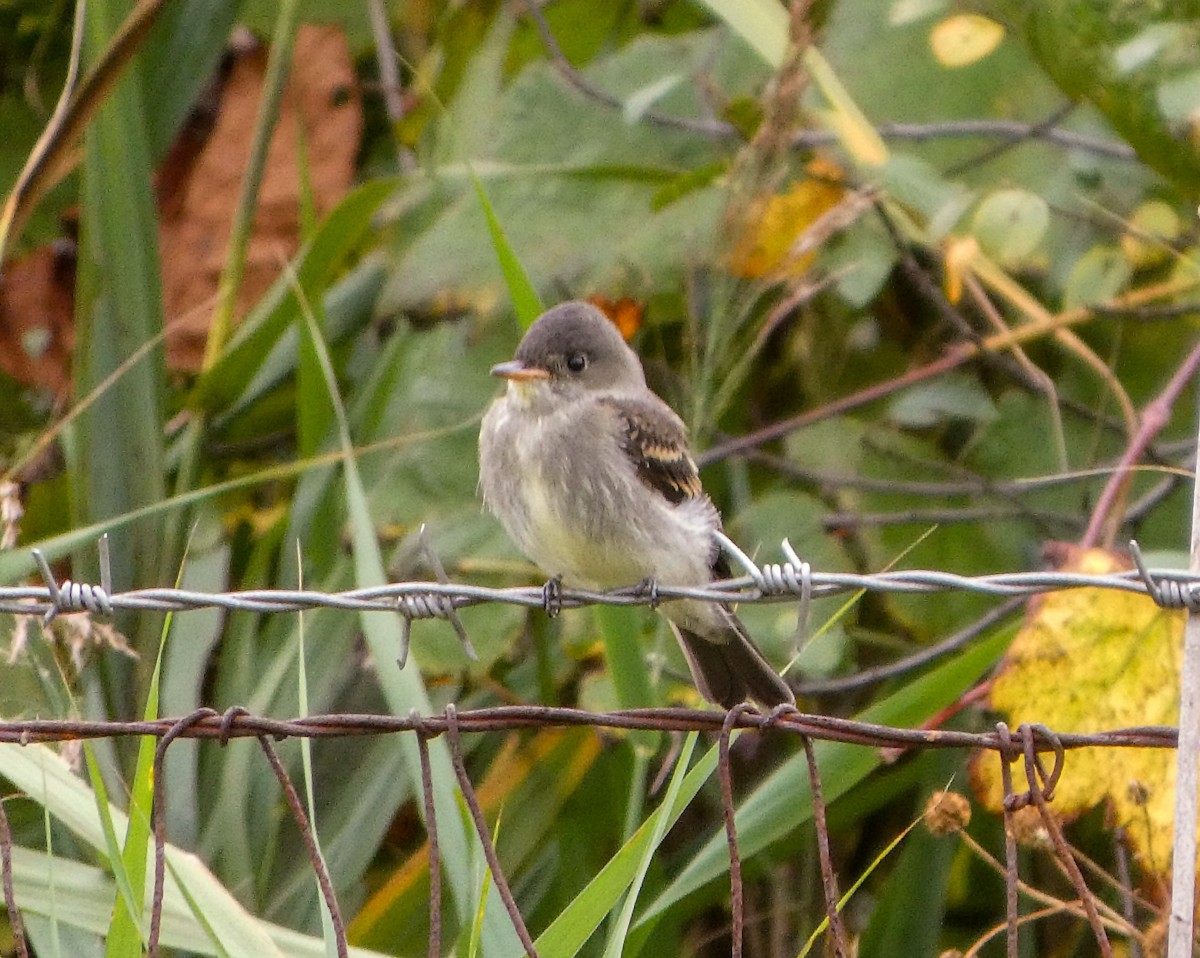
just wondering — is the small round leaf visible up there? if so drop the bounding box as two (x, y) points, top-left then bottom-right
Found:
(971, 188), (1050, 268)
(930, 14), (1005, 68)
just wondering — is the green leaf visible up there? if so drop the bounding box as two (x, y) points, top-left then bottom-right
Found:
(533, 739), (719, 958)
(638, 623), (1013, 920)
(887, 374), (999, 429)
(601, 733), (698, 957)
(0, 745), (283, 956)
(72, 0), (167, 621)
(690, 0), (788, 67)
(7, 838), (395, 956)
(1018, 2), (1200, 192)
(192, 178), (397, 415)
(472, 172), (544, 327)
(1063, 245), (1133, 311)
(971, 188), (1050, 268)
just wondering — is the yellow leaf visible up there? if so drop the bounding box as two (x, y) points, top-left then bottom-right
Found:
(728, 162), (846, 279)
(971, 547), (1183, 875)
(942, 235), (979, 304)
(930, 14), (1005, 68)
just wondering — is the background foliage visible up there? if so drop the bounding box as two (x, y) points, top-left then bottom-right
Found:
(1, 0), (1198, 955)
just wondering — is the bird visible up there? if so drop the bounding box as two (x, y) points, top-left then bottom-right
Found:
(478, 300), (795, 709)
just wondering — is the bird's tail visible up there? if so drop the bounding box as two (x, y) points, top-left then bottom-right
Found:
(670, 607), (795, 709)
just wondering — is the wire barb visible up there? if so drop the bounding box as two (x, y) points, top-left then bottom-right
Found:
(542, 575), (563, 617)
(1129, 539), (1200, 611)
(4, 542), (1189, 622)
(31, 545), (114, 625)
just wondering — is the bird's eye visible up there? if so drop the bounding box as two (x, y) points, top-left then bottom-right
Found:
(566, 353), (588, 373)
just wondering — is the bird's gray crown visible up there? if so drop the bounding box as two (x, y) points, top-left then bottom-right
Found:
(513, 301), (645, 392)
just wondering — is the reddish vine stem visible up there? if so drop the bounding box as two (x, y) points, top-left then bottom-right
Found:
(1081, 337), (1200, 549)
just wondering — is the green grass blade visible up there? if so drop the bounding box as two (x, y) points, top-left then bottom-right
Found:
(689, 0), (786, 67)
(0, 414), (476, 583)
(192, 179), (397, 415)
(601, 732), (698, 958)
(532, 737), (717, 958)
(81, 745), (141, 945)
(201, 0), (300, 373)
(797, 809), (922, 957)
(292, 274), (521, 953)
(295, 554), (339, 958)
(8, 842), (396, 956)
(105, 583), (175, 955)
(471, 172), (543, 327)
(73, 0), (167, 630)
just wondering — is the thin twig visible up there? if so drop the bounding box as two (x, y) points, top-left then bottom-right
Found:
(802, 736), (848, 957)
(822, 505), (1081, 532)
(700, 277), (1200, 465)
(519, 0), (727, 137)
(1113, 832), (1141, 958)
(257, 736), (348, 958)
(366, 0), (406, 122)
(996, 722), (1021, 958)
(719, 705), (750, 958)
(1081, 338), (1200, 549)
(150, 708), (218, 958)
(0, 796), (29, 958)
(414, 720), (442, 958)
(444, 705), (539, 957)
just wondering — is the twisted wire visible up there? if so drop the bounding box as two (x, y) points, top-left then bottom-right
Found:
(1, 538), (1189, 621)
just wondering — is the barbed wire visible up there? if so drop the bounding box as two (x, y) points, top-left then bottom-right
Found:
(1, 534), (1192, 957)
(0, 702), (1172, 958)
(3, 537), (1195, 624)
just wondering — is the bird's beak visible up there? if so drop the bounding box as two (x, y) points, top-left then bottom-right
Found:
(491, 360), (551, 382)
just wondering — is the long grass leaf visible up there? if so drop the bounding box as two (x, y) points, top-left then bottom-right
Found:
(291, 274), (520, 953)
(73, 0), (167, 653)
(81, 745), (141, 938)
(106, 580), (175, 955)
(533, 740), (718, 958)
(602, 733), (698, 958)
(8, 842), (395, 956)
(471, 172), (543, 327)
(295, 551), (339, 958)
(689, 0), (787, 67)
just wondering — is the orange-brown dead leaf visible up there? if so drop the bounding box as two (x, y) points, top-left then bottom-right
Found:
(0, 242), (76, 395)
(158, 24), (362, 371)
(0, 24), (363, 390)
(970, 545), (1184, 876)
(588, 295), (644, 341)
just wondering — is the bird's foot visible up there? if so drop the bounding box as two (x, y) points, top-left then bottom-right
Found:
(542, 575), (564, 618)
(634, 576), (661, 610)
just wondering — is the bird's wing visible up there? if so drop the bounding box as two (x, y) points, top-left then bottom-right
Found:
(600, 395), (703, 505)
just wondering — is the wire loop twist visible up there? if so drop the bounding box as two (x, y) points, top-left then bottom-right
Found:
(1129, 539), (1200, 611)
(32, 547), (113, 624)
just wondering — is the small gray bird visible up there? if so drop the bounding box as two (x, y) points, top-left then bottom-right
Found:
(478, 301), (794, 709)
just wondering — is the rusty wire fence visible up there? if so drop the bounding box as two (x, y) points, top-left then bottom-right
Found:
(0, 540), (1196, 958)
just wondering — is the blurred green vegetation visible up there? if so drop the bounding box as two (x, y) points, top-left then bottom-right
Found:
(1, 0), (1198, 955)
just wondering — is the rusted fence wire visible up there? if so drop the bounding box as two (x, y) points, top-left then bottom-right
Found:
(0, 538), (1195, 956)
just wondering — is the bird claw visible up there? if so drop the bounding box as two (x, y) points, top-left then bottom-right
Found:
(635, 576), (661, 610)
(542, 576), (564, 617)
